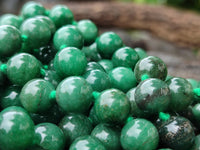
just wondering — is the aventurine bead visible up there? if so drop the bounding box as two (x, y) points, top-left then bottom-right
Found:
(0, 106), (35, 150)
(56, 76), (93, 114)
(85, 61), (105, 72)
(134, 56), (168, 82)
(54, 47), (87, 78)
(0, 14), (23, 29)
(134, 47), (148, 59)
(120, 118), (159, 150)
(98, 59), (113, 73)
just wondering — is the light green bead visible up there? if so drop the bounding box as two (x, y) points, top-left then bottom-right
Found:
(0, 14), (23, 29)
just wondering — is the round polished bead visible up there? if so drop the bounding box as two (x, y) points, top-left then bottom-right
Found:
(0, 14), (23, 29)
(85, 61), (105, 72)
(56, 76), (93, 114)
(91, 123), (121, 150)
(166, 77), (193, 111)
(192, 103), (200, 122)
(134, 47), (148, 59)
(0, 106), (34, 150)
(83, 69), (111, 92)
(98, 59), (113, 73)
(0, 25), (21, 57)
(94, 88), (130, 125)
(7, 53), (41, 86)
(190, 135), (200, 150)
(49, 5), (74, 29)
(134, 56), (168, 82)
(69, 135), (106, 150)
(112, 46), (139, 68)
(59, 113), (93, 147)
(77, 19), (98, 45)
(44, 70), (62, 88)
(120, 118), (159, 150)
(96, 32), (123, 58)
(135, 78), (170, 114)
(109, 67), (137, 92)
(54, 47), (87, 78)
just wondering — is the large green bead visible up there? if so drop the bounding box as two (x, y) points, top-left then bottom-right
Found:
(96, 32), (123, 58)
(59, 113), (93, 147)
(56, 76), (93, 114)
(94, 88), (130, 125)
(134, 47), (148, 59)
(135, 78), (170, 114)
(54, 47), (87, 78)
(69, 135), (106, 150)
(109, 67), (137, 92)
(0, 106), (34, 150)
(98, 59), (113, 73)
(7, 53), (41, 86)
(166, 77), (193, 111)
(134, 56), (168, 82)
(0, 14), (23, 29)
(112, 46), (139, 68)
(120, 118), (159, 150)
(91, 123), (121, 150)
(49, 5), (74, 29)
(0, 25), (21, 57)
(190, 134), (200, 150)
(85, 61), (105, 72)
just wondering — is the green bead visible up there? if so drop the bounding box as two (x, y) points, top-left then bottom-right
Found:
(187, 78), (199, 89)
(166, 77), (193, 111)
(120, 118), (159, 150)
(135, 78), (170, 114)
(83, 69), (111, 92)
(0, 106), (34, 150)
(85, 62), (105, 72)
(89, 106), (100, 126)
(192, 103), (200, 121)
(44, 70), (62, 88)
(69, 135), (106, 150)
(0, 25), (21, 57)
(91, 123), (121, 150)
(96, 32), (123, 58)
(49, 5), (74, 29)
(7, 53), (41, 86)
(190, 134), (200, 150)
(109, 67), (137, 92)
(21, 1), (46, 19)
(77, 19), (98, 45)
(134, 56), (168, 82)
(94, 88), (130, 125)
(0, 61), (6, 86)
(112, 46), (139, 68)
(32, 123), (65, 150)
(54, 47), (87, 78)
(59, 113), (93, 147)
(0, 14), (23, 29)
(134, 47), (148, 59)
(98, 59), (113, 73)
(56, 76), (93, 114)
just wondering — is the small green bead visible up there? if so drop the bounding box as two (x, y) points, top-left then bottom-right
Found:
(0, 14), (23, 29)
(134, 56), (168, 82)
(96, 32), (123, 58)
(98, 59), (114, 73)
(85, 61), (105, 72)
(56, 76), (93, 114)
(49, 5), (74, 29)
(190, 134), (200, 150)
(94, 88), (130, 125)
(134, 47), (148, 59)
(0, 106), (35, 150)
(54, 47), (87, 78)
(59, 113), (93, 147)
(112, 46), (139, 68)
(69, 135), (106, 150)
(0, 25), (21, 57)
(91, 123), (121, 150)
(44, 70), (62, 88)
(20, 79), (55, 113)
(109, 67), (137, 92)
(77, 19), (98, 45)
(120, 118), (159, 150)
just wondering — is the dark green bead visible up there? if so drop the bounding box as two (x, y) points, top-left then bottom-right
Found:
(158, 149), (172, 150)
(85, 62), (105, 72)
(134, 56), (168, 82)
(192, 103), (200, 122)
(166, 77), (193, 111)
(190, 134), (200, 150)
(54, 47), (87, 78)
(98, 59), (113, 73)
(0, 14), (23, 29)
(109, 67), (137, 92)
(135, 78), (170, 114)
(120, 118), (159, 150)
(91, 123), (121, 150)
(56, 76), (93, 114)
(0, 106), (34, 150)
(96, 32), (123, 58)
(0, 25), (21, 57)
(44, 70), (62, 88)
(134, 47), (148, 59)
(59, 113), (93, 147)
(94, 88), (130, 125)
(89, 106), (100, 126)
(77, 19), (98, 45)
(112, 46), (139, 68)
(32, 123), (65, 150)
(49, 5), (74, 29)
(83, 69), (111, 92)
(69, 135), (106, 150)
(0, 61), (6, 86)
(7, 53), (41, 86)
